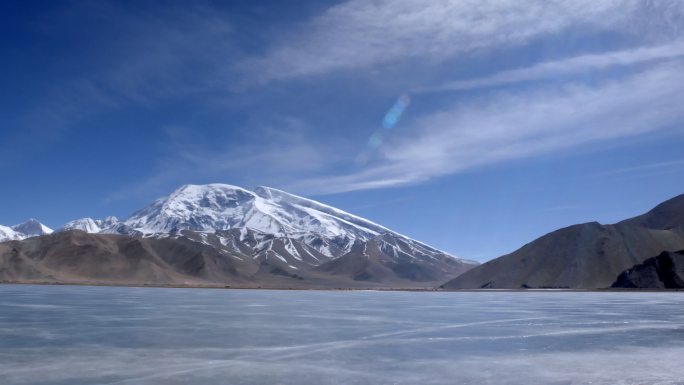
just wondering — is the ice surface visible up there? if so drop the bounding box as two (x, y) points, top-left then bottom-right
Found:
(1, 287), (683, 385)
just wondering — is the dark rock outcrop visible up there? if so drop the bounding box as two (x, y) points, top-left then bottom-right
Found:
(612, 250), (684, 289)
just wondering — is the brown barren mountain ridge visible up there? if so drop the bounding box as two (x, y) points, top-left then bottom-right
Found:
(612, 250), (684, 289)
(0, 184), (479, 288)
(442, 193), (684, 289)
(5, 191), (683, 290)
(0, 229), (475, 288)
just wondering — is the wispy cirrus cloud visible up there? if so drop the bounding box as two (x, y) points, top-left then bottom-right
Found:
(417, 40), (684, 93)
(603, 159), (684, 175)
(286, 60), (684, 195)
(117, 57), (684, 199)
(29, 0), (684, 205)
(104, 118), (348, 202)
(246, 0), (684, 82)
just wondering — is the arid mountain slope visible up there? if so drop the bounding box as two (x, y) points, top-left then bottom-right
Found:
(1, 183), (478, 288)
(0, 231), (253, 286)
(316, 234), (473, 285)
(612, 250), (684, 289)
(442, 193), (684, 289)
(0, 230), (476, 288)
(618, 194), (684, 230)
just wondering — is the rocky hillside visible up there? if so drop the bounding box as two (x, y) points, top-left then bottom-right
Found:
(0, 183), (478, 288)
(612, 250), (684, 289)
(0, 229), (475, 288)
(442, 194), (684, 289)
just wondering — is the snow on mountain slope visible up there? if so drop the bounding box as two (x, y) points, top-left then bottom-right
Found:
(121, 184), (258, 234)
(0, 225), (23, 242)
(252, 186), (391, 238)
(108, 183), (472, 264)
(55, 218), (100, 233)
(1, 183), (478, 285)
(1, 219), (54, 242)
(120, 184), (386, 241)
(11, 219), (52, 237)
(95, 216), (118, 229)
(55, 217), (119, 234)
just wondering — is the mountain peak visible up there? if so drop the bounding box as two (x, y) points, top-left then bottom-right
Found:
(165, 184), (256, 208)
(252, 185), (274, 200)
(43, 183), (464, 266)
(95, 216), (118, 228)
(118, 183), (389, 241)
(618, 193), (684, 230)
(122, 183), (258, 234)
(5, 182), (476, 286)
(11, 219), (52, 237)
(55, 217), (120, 234)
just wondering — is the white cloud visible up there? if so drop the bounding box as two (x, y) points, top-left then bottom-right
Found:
(247, 0), (681, 82)
(288, 60), (684, 195)
(104, 119), (345, 203)
(604, 159), (684, 175)
(418, 40), (684, 92)
(41, 0), (684, 203)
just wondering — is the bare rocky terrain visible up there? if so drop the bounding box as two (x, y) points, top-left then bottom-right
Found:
(612, 250), (684, 289)
(8, 185), (682, 290)
(442, 194), (684, 289)
(0, 184), (478, 288)
(0, 229), (475, 288)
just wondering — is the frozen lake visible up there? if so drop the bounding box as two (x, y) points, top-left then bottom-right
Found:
(1, 286), (683, 385)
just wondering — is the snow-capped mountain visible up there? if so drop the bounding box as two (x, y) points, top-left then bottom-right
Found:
(9, 184), (471, 265)
(11, 219), (52, 237)
(0, 225), (23, 242)
(117, 184), (389, 239)
(95, 216), (118, 229)
(0, 219), (53, 242)
(1, 183), (479, 287)
(108, 184), (452, 258)
(54, 216), (118, 234)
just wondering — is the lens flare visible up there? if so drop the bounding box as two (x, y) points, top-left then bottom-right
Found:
(368, 132), (383, 148)
(382, 113), (398, 129)
(355, 94), (411, 166)
(382, 94), (410, 129)
(354, 153), (369, 165)
(397, 94), (410, 107)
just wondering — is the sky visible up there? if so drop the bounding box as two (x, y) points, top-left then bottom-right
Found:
(1, 0), (684, 262)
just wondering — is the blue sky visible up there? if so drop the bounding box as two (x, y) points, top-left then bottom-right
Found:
(2, 0), (684, 262)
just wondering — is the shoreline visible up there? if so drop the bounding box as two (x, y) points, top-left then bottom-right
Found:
(1, 281), (682, 292)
